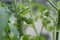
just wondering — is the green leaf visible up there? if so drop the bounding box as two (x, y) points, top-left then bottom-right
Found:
(40, 36), (46, 40)
(48, 26), (54, 31)
(42, 16), (51, 28)
(30, 36), (42, 40)
(31, 37), (39, 40)
(0, 4), (10, 35)
(31, 36), (45, 40)
(25, 18), (33, 24)
(23, 35), (30, 40)
(8, 23), (19, 38)
(42, 19), (47, 28)
(5, 25), (10, 33)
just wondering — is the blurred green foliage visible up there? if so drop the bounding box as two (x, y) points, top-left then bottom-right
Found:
(0, 0), (60, 40)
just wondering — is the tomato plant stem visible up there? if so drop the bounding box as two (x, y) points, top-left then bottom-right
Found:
(12, 0), (18, 15)
(56, 32), (59, 40)
(32, 23), (39, 36)
(56, 9), (60, 40)
(28, 0), (39, 36)
(47, 0), (58, 11)
(13, 0), (24, 38)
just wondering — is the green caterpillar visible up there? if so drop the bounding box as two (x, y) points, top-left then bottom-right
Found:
(17, 15), (24, 37)
(17, 15), (33, 37)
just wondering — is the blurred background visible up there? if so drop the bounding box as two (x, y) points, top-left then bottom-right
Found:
(0, 0), (60, 40)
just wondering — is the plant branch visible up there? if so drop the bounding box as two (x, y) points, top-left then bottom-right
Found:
(56, 32), (59, 40)
(12, 0), (18, 14)
(32, 23), (39, 36)
(19, 7), (29, 14)
(47, 0), (58, 11)
(4, 28), (11, 40)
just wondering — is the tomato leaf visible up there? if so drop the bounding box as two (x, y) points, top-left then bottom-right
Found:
(0, 4), (11, 35)
(8, 23), (19, 38)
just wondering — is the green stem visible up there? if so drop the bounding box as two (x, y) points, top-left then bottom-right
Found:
(40, 26), (43, 35)
(28, 0), (39, 35)
(28, 0), (33, 17)
(4, 28), (11, 40)
(47, 0), (58, 11)
(32, 23), (39, 36)
(13, 0), (24, 38)
(12, 0), (18, 14)
(39, 26), (43, 40)
(19, 7), (29, 14)
(28, 0), (39, 36)
(28, 0), (39, 39)
(56, 32), (59, 40)
(20, 0), (22, 10)
(56, 9), (60, 40)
